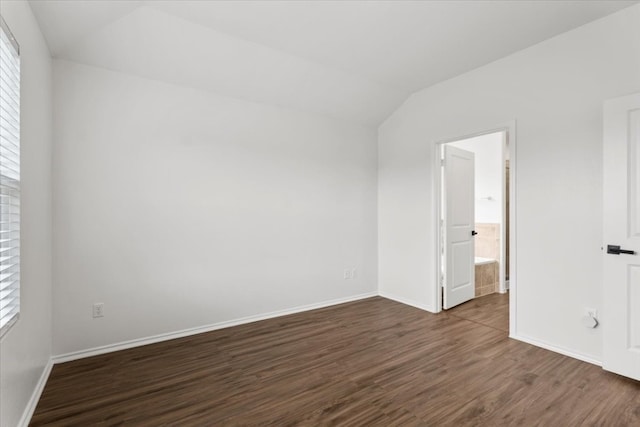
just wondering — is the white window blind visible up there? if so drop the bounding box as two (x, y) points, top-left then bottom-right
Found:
(0, 15), (20, 339)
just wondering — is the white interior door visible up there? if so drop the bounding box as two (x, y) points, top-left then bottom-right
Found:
(603, 92), (640, 381)
(443, 145), (475, 309)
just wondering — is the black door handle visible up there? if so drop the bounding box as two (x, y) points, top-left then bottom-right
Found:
(471, 231), (478, 236)
(607, 245), (636, 255)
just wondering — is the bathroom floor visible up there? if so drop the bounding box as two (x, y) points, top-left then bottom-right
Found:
(447, 292), (509, 332)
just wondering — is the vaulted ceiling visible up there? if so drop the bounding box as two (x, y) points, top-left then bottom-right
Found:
(29, 0), (637, 127)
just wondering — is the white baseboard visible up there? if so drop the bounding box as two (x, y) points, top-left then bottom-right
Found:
(53, 292), (378, 364)
(510, 333), (602, 366)
(18, 358), (53, 427)
(378, 291), (435, 313)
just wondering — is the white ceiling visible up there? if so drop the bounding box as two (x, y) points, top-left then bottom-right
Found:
(29, 0), (638, 127)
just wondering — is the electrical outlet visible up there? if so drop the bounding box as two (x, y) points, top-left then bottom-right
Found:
(343, 269), (351, 279)
(584, 307), (597, 319)
(93, 302), (104, 318)
(351, 268), (357, 279)
(582, 307), (599, 329)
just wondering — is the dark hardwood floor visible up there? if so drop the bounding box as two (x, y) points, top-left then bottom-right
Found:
(31, 294), (640, 426)
(448, 292), (509, 332)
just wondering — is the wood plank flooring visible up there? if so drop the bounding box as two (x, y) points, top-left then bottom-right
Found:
(31, 294), (640, 426)
(449, 292), (509, 332)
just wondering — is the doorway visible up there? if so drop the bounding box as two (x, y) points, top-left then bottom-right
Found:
(434, 125), (517, 334)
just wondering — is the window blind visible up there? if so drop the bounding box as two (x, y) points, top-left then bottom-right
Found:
(0, 15), (20, 339)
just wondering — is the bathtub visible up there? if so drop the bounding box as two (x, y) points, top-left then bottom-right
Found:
(475, 256), (495, 265)
(475, 257), (499, 297)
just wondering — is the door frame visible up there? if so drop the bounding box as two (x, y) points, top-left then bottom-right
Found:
(432, 121), (517, 335)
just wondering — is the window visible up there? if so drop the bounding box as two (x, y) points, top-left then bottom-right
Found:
(0, 15), (20, 339)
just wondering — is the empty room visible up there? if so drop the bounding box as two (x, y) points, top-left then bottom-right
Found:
(1, 0), (640, 425)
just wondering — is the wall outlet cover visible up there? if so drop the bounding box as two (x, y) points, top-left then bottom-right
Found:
(93, 302), (104, 318)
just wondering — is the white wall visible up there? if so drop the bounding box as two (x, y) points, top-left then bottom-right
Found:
(379, 4), (640, 360)
(52, 60), (378, 356)
(449, 132), (503, 224)
(0, 2), (53, 426)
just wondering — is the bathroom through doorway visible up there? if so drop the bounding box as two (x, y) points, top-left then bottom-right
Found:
(435, 127), (515, 327)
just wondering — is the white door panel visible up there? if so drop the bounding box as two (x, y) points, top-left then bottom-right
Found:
(603, 93), (640, 381)
(443, 145), (475, 309)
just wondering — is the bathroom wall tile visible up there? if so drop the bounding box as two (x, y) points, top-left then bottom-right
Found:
(475, 223), (500, 261)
